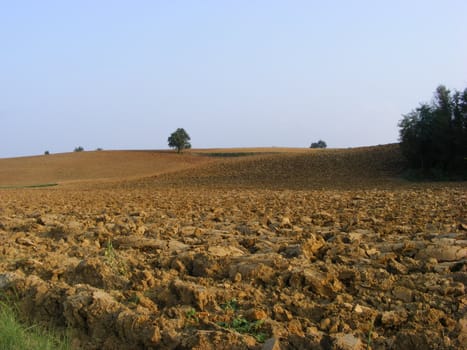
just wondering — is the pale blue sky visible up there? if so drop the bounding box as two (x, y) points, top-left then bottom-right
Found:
(1, 1), (466, 157)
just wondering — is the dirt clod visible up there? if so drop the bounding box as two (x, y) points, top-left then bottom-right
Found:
(0, 145), (466, 349)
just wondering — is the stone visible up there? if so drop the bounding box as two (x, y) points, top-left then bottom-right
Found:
(229, 260), (276, 284)
(282, 245), (303, 258)
(171, 280), (215, 311)
(387, 258), (408, 274)
(458, 318), (467, 345)
(15, 237), (36, 247)
(273, 304), (292, 321)
(354, 304), (363, 313)
(416, 244), (467, 262)
(180, 226), (197, 235)
(320, 318), (331, 331)
(280, 217), (292, 228)
(347, 232), (363, 243)
(208, 245), (244, 257)
(262, 338), (281, 350)
(381, 310), (408, 327)
(333, 333), (363, 350)
(245, 308), (267, 321)
(392, 286), (413, 303)
(288, 319), (304, 337)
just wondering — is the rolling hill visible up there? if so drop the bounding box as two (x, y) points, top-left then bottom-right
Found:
(0, 150), (212, 187)
(135, 144), (407, 190)
(0, 144), (406, 189)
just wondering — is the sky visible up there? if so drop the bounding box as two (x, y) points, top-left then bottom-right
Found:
(1, 1), (466, 158)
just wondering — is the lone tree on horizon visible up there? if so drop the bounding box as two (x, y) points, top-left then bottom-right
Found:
(168, 128), (191, 153)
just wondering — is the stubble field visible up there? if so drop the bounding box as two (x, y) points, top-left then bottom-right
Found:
(0, 144), (466, 349)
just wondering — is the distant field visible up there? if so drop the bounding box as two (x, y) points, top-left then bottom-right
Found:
(0, 150), (213, 186)
(134, 144), (408, 190)
(0, 144), (405, 189)
(191, 147), (315, 154)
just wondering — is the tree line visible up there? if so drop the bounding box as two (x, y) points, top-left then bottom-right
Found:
(399, 84), (467, 179)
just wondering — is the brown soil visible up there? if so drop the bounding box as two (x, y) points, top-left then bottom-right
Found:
(0, 150), (212, 186)
(0, 145), (466, 349)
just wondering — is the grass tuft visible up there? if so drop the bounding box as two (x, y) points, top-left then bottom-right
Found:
(0, 301), (70, 350)
(218, 316), (267, 343)
(104, 239), (127, 275)
(185, 308), (199, 324)
(221, 298), (239, 312)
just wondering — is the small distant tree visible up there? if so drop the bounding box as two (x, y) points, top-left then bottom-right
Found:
(310, 140), (327, 149)
(44, 150), (50, 155)
(168, 128), (191, 153)
(74, 146), (84, 152)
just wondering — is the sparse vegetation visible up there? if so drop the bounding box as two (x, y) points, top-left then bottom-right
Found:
(310, 140), (327, 149)
(74, 146), (84, 152)
(399, 84), (467, 179)
(217, 299), (267, 342)
(0, 301), (70, 350)
(185, 308), (199, 324)
(221, 298), (239, 311)
(0, 183), (58, 189)
(168, 128), (191, 153)
(218, 317), (266, 343)
(366, 318), (375, 350)
(104, 239), (127, 275)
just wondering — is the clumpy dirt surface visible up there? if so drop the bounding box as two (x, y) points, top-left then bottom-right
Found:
(0, 145), (466, 349)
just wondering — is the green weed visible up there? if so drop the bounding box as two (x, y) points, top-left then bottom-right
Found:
(0, 301), (70, 350)
(104, 240), (127, 275)
(366, 318), (375, 350)
(185, 308), (199, 324)
(218, 316), (266, 343)
(221, 298), (239, 312)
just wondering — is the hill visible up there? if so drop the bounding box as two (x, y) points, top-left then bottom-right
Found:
(0, 150), (212, 187)
(136, 144), (406, 190)
(0, 144), (407, 189)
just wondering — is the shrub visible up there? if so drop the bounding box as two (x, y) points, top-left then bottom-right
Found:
(310, 140), (327, 149)
(74, 146), (84, 152)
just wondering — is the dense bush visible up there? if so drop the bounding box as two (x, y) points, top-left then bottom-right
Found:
(74, 146), (84, 152)
(399, 85), (467, 179)
(310, 140), (327, 149)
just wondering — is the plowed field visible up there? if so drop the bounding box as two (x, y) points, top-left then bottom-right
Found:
(0, 145), (466, 349)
